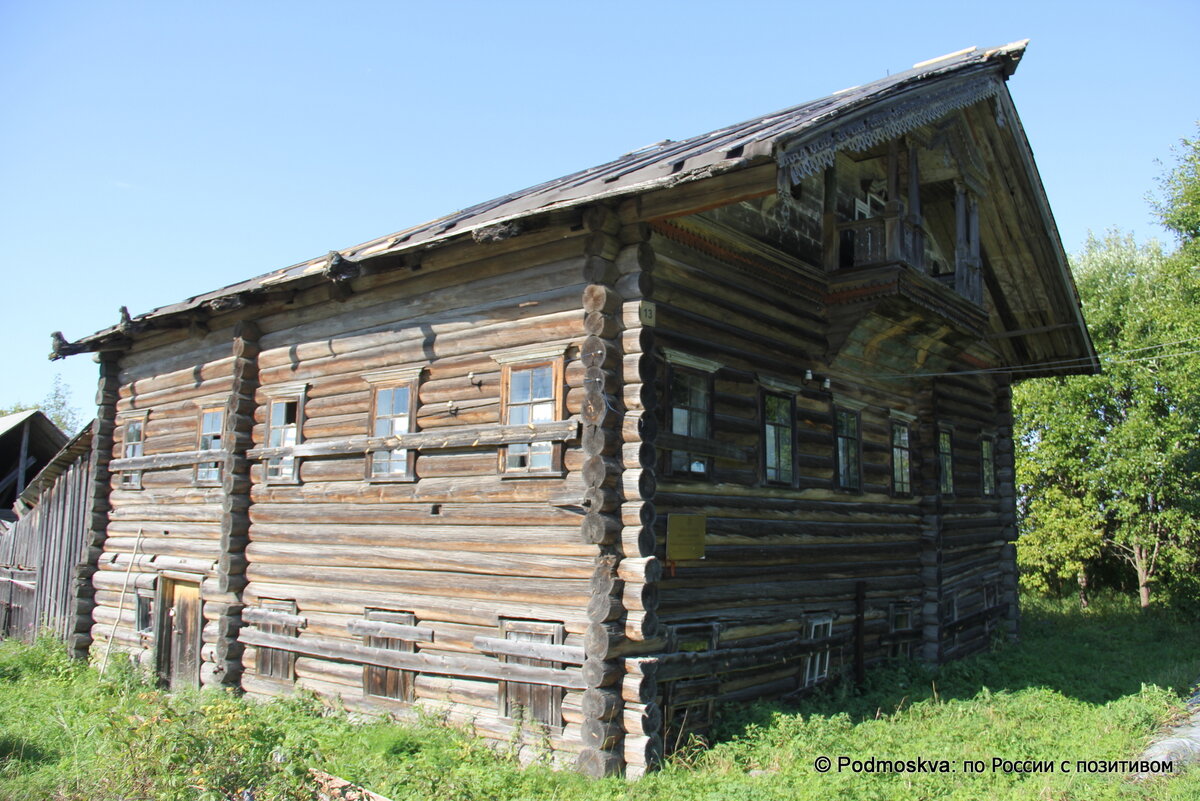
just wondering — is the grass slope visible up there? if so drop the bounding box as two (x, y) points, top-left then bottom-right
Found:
(0, 594), (1196, 800)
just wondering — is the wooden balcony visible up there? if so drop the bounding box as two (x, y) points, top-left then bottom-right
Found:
(835, 214), (983, 307)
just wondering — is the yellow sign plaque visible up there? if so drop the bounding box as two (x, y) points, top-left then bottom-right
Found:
(666, 514), (707, 561)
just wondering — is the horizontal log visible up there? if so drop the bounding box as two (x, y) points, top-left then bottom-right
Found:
(472, 636), (586, 665)
(240, 628), (586, 689)
(110, 449), (225, 472)
(346, 619), (435, 642)
(247, 418), (580, 460)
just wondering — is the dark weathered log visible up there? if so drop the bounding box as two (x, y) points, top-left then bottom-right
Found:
(575, 748), (624, 779)
(473, 636), (585, 665)
(587, 592), (624, 623)
(581, 657), (622, 688)
(581, 718), (623, 750)
(580, 513), (621, 545)
(580, 336), (619, 370)
(582, 456), (621, 489)
(581, 392), (620, 428)
(240, 628), (586, 688)
(246, 418), (579, 460)
(347, 619), (435, 642)
(582, 424), (621, 457)
(624, 733), (664, 768)
(581, 688), (623, 721)
(582, 486), (620, 514)
(584, 312), (620, 339)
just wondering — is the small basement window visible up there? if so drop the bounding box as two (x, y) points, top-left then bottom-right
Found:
(135, 589), (155, 637)
(256, 599), (298, 682)
(499, 619), (564, 728)
(362, 609), (417, 702)
(804, 616), (834, 686)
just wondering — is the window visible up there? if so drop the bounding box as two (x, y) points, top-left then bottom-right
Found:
(938, 428), (954, 495)
(834, 408), (861, 491)
(980, 436), (996, 496)
(256, 600), (297, 681)
(370, 385), (415, 479)
(983, 582), (999, 609)
(891, 422), (911, 495)
(501, 363), (561, 474)
(120, 415), (146, 490)
(763, 392), (795, 485)
(668, 368), (712, 477)
(195, 407), (224, 485)
(135, 590), (155, 637)
(362, 609), (416, 702)
(804, 616), (833, 686)
(888, 603), (914, 659)
(262, 384), (306, 483)
(499, 619), (563, 727)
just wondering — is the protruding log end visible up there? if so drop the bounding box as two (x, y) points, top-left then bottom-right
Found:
(575, 747), (624, 778)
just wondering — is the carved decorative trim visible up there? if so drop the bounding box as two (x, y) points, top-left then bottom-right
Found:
(362, 365), (426, 385)
(490, 343), (569, 365)
(777, 75), (1003, 187)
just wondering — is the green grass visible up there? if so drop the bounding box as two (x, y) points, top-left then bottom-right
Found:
(1, 593), (1196, 800)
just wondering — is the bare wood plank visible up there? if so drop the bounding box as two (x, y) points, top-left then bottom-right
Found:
(346, 618), (435, 642)
(472, 636), (586, 665)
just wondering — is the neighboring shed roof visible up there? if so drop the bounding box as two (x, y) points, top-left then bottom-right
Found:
(0, 410), (68, 511)
(17, 422), (93, 511)
(65, 41), (1031, 352)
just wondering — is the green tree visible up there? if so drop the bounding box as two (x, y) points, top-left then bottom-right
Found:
(1015, 230), (1200, 609)
(0, 374), (84, 434)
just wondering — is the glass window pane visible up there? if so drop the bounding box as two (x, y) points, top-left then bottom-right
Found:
(509, 404), (530, 425)
(689, 409), (707, 438)
(392, 387), (409, 416)
(531, 367), (553, 401)
(531, 402), (553, 423)
(510, 370), (531, 404)
(672, 408), (689, 435)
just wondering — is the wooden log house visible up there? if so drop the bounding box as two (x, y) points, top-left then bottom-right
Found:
(50, 42), (1097, 776)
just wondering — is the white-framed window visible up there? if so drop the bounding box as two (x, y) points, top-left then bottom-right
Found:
(504, 363), (558, 473)
(195, 406), (224, 485)
(804, 615), (834, 686)
(119, 413), (148, 490)
(261, 383), (307, 484)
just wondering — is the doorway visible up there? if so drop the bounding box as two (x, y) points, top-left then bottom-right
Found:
(156, 577), (202, 690)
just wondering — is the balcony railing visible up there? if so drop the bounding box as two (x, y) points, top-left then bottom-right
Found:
(836, 215), (982, 306)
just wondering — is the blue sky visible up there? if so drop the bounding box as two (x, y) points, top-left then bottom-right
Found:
(2, 0), (1197, 423)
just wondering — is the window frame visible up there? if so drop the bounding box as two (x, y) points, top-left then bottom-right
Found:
(361, 608), (417, 702)
(364, 370), (421, 483)
(261, 383), (307, 485)
(498, 359), (564, 477)
(890, 418), (913, 497)
(135, 587), (156, 640)
(833, 406), (862, 493)
(664, 364), (715, 479)
(980, 435), (996, 497)
(804, 615), (834, 687)
(118, 412), (148, 490)
(760, 389), (797, 487)
(194, 405), (225, 486)
(937, 426), (955, 496)
(255, 599), (298, 682)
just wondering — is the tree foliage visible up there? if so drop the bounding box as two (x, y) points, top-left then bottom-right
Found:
(1015, 137), (1200, 608)
(0, 374), (84, 434)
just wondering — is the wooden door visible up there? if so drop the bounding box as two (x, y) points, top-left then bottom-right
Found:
(157, 579), (201, 690)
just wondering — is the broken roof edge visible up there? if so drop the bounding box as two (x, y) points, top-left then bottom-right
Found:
(58, 40), (1031, 355)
